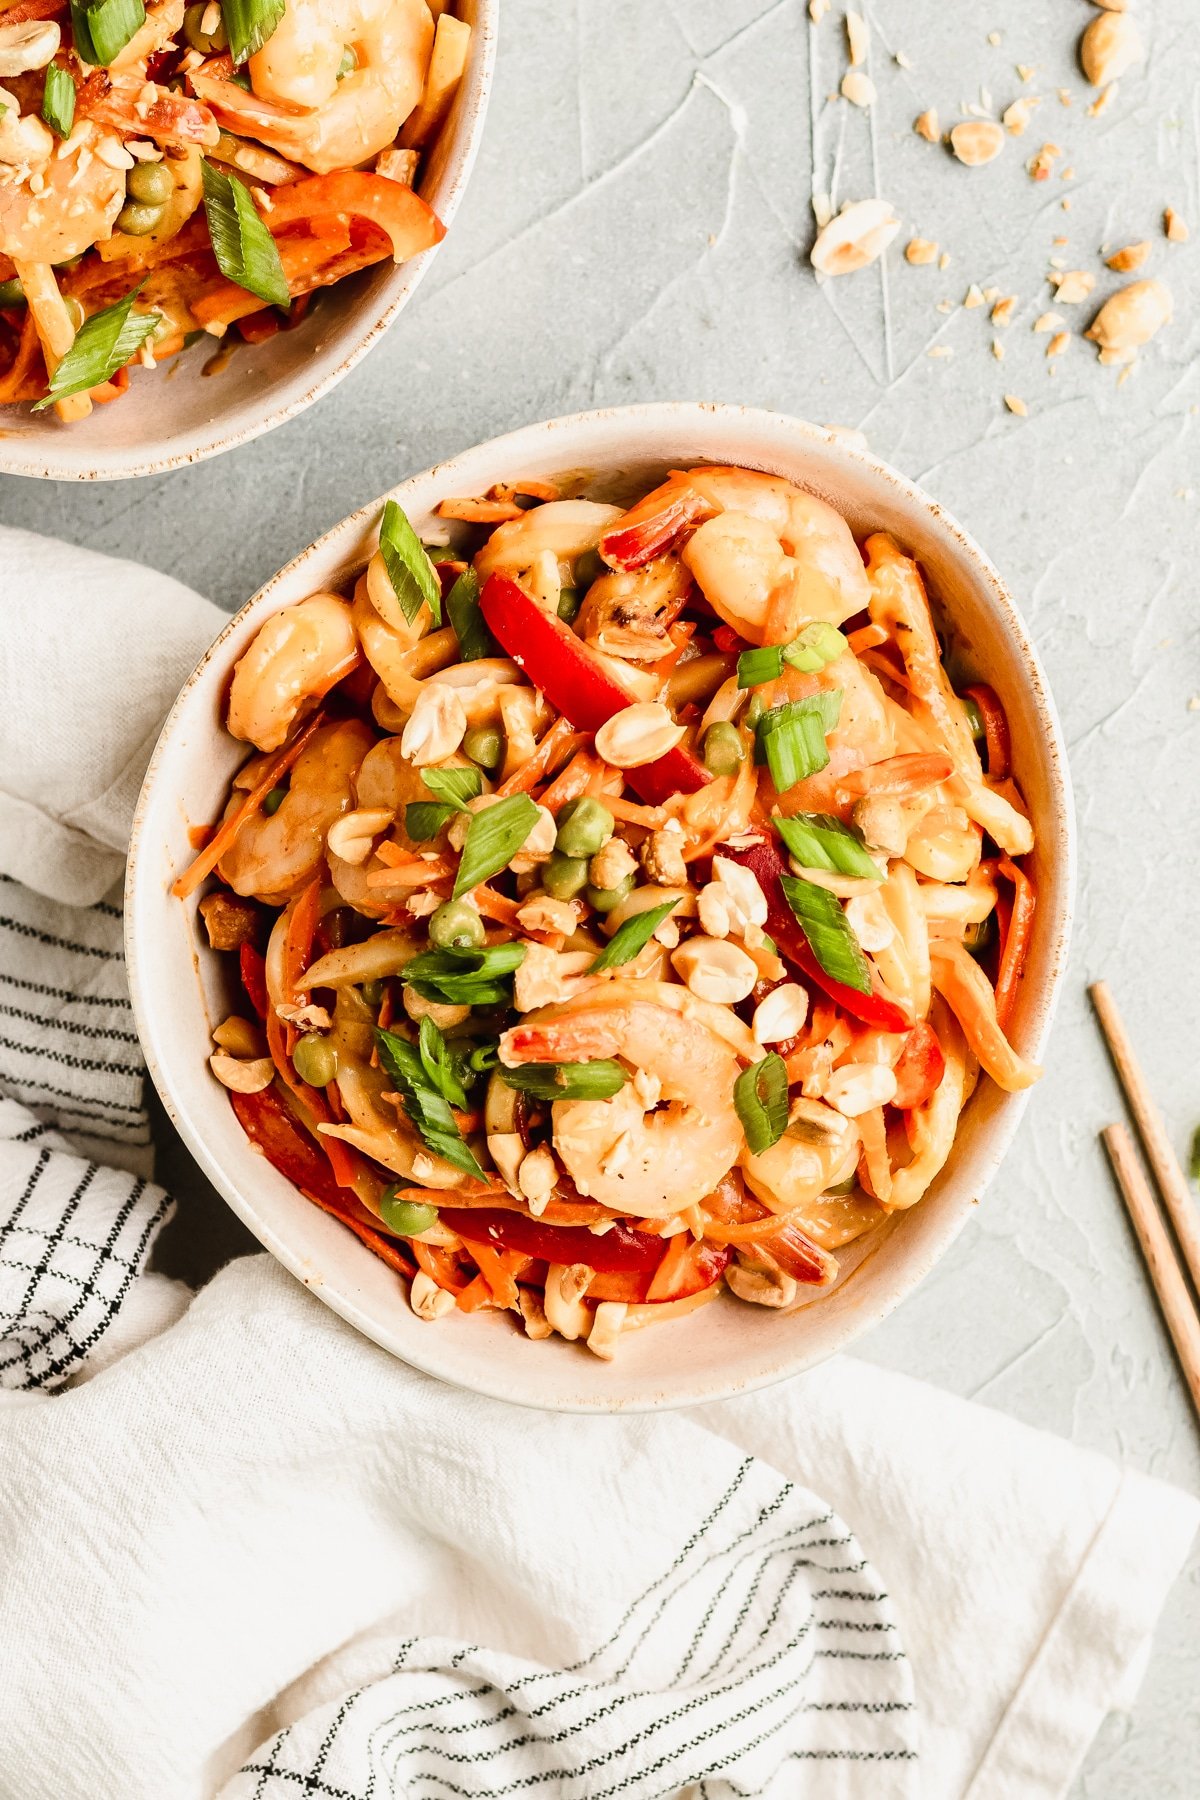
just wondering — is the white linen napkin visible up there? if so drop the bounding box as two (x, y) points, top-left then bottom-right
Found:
(0, 527), (1195, 1800)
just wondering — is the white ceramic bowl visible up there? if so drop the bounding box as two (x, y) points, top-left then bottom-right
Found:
(127, 404), (1074, 1411)
(0, 1), (496, 482)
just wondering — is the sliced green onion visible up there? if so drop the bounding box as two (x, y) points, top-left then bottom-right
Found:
(42, 62), (75, 138)
(773, 813), (882, 881)
(734, 1053), (789, 1154)
(445, 566), (497, 661)
(453, 794), (540, 899)
(32, 284), (160, 412)
(200, 159), (288, 307)
(737, 623), (847, 688)
(70, 0), (145, 66)
(589, 900), (679, 973)
(418, 1015), (470, 1109)
(779, 873), (872, 995)
(405, 801), (456, 842)
(498, 1060), (628, 1101)
(378, 498), (441, 628)
(755, 691), (843, 794)
(401, 942), (526, 1006)
(421, 765), (482, 812)
(376, 1026), (486, 1181)
(220, 0), (285, 65)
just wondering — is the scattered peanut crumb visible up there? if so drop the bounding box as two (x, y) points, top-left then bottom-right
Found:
(1003, 96), (1040, 135)
(987, 32), (1002, 48)
(1060, 166), (1076, 182)
(939, 250), (952, 270)
(1033, 310), (1063, 333)
(1028, 142), (1063, 182)
(935, 299), (955, 314)
(950, 120), (1006, 166)
(914, 108), (940, 142)
(928, 345), (953, 358)
(1049, 269), (1095, 304)
(846, 10), (869, 66)
(992, 339), (1005, 360)
(1117, 364), (1135, 389)
(1004, 394), (1029, 416)
(1164, 207), (1189, 243)
(905, 237), (939, 265)
(895, 50), (913, 71)
(1046, 331), (1070, 358)
(991, 294), (1018, 327)
(1086, 83), (1118, 118)
(1188, 696), (1200, 713)
(1016, 64), (1036, 83)
(1107, 241), (1150, 272)
(809, 0), (830, 22)
(963, 283), (985, 308)
(1057, 88), (1072, 107)
(841, 70), (876, 108)
(1081, 12), (1144, 88)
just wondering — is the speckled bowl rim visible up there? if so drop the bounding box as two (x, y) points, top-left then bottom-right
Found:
(126, 402), (1076, 1411)
(0, 0), (497, 482)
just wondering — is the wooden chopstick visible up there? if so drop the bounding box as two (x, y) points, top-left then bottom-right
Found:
(1089, 979), (1200, 1294)
(1101, 1123), (1200, 1420)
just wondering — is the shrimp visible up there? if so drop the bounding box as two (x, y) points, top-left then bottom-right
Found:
(766, 651), (897, 818)
(0, 127), (126, 263)
(327, 736), (472, 913)
(575, 554), (692, 661)
(499, 997), (745, 1217)
(218, 719), (373, 903)
(474, 499), (623, 611)
(676, 467), (871, 644)
(739, 1099), (861, 1217)
(189, 0), (435, 176)
(227, 595), (360, 753)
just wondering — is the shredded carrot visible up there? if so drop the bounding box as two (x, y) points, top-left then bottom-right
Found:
(994, 856), (1036, 1030)
(963, 683), (1012, 781)
(437, 496), (525, 523)
(456, 1273), (497, 1311)
(284, 879), (322, 998)
(605, 796), (670, 828)
(650, 621), (697, 680)
(846, 622), (889, 655)
(265, 1008), (361, 1188)
(374, 839), (416, 868)
(645, 1233), (698, 1301)
(304, 1190), (415, 1279)
(172, 715), (323, 899)
(473, 885), (521, 925)
(490, 478), (559, 504)
(499, 717), (584, 796)
(414, 1239), (468, 1294)
(538, 749), (603, 813)
(365, 856), (454, 889)
(461, 1241), (521, 1309)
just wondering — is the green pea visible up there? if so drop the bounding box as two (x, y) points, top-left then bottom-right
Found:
(556, 584), (581, 622)
(116, 201), (165, 237)
(702, 721), (746, 776)
(964, 914), (996, 957)
(293, 1033), (338, 1088)
(429, 899), (485, 950)
(0, 278), (25, 307)
(338, 45), (358, 78)
(555, 796), (614, 860)
(574, 548), (605, 589)
(262, 786), (287, 815)
(586, 873), (636, 914)
(542, 851), (590, 900)
(379, 1189), (438, 1236)
(463, 726), (504, 771)
(360, 979), (384, 1007)
(127, 161), (175, 207)
(183, 1), (228, 52)
(961, 695), (985, 742)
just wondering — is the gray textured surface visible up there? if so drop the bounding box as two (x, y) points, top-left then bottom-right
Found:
(2, 1), (1198, 1791)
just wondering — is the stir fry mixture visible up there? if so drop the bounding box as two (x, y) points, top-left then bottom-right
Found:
(0, 0), (466, 420)
(177, 463), (1042, 1359)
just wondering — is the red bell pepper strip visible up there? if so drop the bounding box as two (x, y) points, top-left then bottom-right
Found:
(239, 943), (269, 1021)
(589, 1241), (732, 1304)
(993, 855), (1036, 1031)
(963, 684), (1011, 781)
(599, 487), (713, 570)
(440, 1206), (665, 1274)
(891, 1020), (946, 1110)
(478, 573), (711, 806)
(721, 838), (913, 1033)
